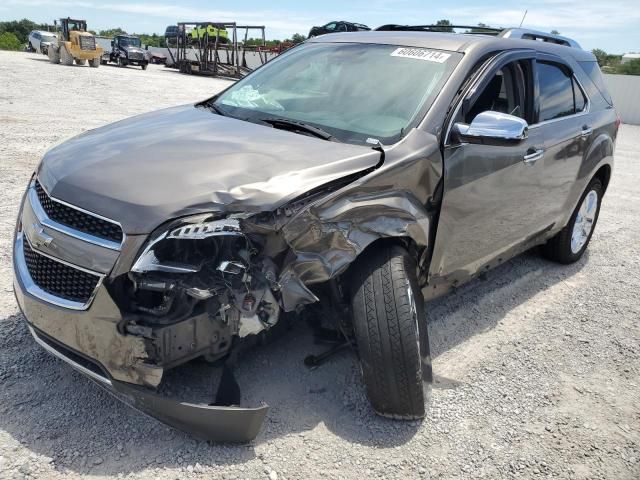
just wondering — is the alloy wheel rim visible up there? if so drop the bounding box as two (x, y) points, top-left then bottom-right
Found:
(571, 190), (598, 254)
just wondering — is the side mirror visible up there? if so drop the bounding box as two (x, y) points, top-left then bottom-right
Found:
(453, 111), (528, 146)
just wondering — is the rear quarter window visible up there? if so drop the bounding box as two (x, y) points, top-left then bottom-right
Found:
(579, 61), (613, 106)
(537, 62), (576, 122)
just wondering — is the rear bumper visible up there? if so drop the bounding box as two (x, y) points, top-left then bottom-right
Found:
(27, 324), (268, 442)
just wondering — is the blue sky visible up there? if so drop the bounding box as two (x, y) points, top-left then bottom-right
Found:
(2, 0), (637, 53)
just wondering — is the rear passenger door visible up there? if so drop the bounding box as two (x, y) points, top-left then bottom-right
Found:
(526, 54), (591, 226)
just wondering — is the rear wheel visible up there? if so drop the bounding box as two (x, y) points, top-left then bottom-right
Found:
(89, 57), (100, 68)
(542, 178), (603, 264)
(48, 46), (60, 64)
(60, 47), (73, 66)
(350, 244), (430, 419)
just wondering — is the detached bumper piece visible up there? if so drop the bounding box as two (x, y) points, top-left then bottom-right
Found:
(28, 325), (268, 443)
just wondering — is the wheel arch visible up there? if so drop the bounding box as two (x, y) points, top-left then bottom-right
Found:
(593, 163), (612, 193)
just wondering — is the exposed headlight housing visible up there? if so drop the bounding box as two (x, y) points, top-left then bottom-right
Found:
(131, 216), (247, 274)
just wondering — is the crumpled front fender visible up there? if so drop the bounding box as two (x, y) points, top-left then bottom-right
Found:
(275, 129), (442, 312)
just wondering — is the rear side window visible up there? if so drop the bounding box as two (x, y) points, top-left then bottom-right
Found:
(579, 61), (613, 106)
(573, 78), (587, 112)
(537, 62), (575, 122)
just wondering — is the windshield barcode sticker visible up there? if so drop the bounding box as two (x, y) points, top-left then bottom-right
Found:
(390, 48), (451, 63)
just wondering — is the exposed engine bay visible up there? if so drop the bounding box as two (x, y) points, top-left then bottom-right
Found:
(119, 217), (284, 369)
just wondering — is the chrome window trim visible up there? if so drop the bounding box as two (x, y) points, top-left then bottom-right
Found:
(15, 232), (104, 311)
(27, 325), (112, 386)
(33, 179), (125, 251)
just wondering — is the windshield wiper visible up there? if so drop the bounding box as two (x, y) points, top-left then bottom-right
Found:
(261, 118), (338, 142)
(204, 101), (227, 117)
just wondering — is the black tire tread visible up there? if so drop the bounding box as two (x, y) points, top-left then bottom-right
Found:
(351, 244), (425, 419)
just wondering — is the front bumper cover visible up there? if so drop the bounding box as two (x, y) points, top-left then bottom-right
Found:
(27, 324), (268, 443)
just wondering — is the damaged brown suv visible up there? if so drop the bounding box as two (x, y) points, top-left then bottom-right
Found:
(14, 26), (617, 442)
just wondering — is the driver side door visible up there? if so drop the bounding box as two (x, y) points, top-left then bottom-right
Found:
(430, 51), (550, 285)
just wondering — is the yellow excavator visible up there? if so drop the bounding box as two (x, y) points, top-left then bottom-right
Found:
(48, 18), (103, 67)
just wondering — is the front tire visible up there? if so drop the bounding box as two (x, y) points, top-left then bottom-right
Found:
(350, 244), (429, 419)
(48, 46), (60, 64)
(542, 178), (603, 264)
(60, 47), (73, 66)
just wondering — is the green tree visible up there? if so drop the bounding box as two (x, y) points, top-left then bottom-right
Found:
(592, 48), (608, 66)
(98, 27), (127, 37)
(550, 29), (560, 35)
(615, 58), (640, 75)
(0, 18), (40, 44)
(470, 22), (491, 33)
(136, 33), (166, 48)
(434, 19), (453, 32)
(290, 33), (306, 44)
(0, 31), (22, 50)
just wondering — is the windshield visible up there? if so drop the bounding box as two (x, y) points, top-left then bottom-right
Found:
(119, 37), (141, 47)
(213, 42), (461, 145)
(41, 35), (56, 43)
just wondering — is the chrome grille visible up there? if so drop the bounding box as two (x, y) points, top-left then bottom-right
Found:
(23, 239), (100, 304)
(35, 181), (123, 243)
(129, 52), (144, 60)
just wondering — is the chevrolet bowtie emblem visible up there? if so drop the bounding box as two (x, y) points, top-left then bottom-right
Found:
(31, 223), (54, 249)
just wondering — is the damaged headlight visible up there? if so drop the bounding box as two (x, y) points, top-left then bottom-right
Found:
(132, 216), (247, 274)
(129, 213), (281, 338)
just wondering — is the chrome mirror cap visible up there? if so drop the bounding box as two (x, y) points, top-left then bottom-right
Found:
(454, 111), (528, 144)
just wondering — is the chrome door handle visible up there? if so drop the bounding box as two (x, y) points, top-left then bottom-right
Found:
(581, 127), (593, 138)
(523, 149), (544, 165)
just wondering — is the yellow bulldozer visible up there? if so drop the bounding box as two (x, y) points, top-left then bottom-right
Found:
(48, 18), (103, 67)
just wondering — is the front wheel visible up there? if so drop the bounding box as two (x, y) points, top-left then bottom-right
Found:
(48, 46), (60, 64)
(542, 178), (603, 264)
(141, 62), (148, 70)
(60, 46), (73, 66)
(350, 244), (430, 419)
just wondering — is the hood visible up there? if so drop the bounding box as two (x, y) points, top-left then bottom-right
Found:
(124, 46), (144, 54)
(38, 105), (381, 234)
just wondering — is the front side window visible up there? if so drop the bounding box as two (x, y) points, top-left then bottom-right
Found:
(537, 62), (578, 122)
(213, 43), (461, 145)
(463, 60), (531, 124)
(325, 23), (337, 31)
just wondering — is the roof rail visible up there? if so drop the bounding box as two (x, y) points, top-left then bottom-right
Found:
(499, 28), (581, 49)
(374, 24), (582, 49)
(375, 24), (503, 35)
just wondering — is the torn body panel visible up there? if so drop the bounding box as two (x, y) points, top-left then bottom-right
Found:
(14, 123), (443, 443)
(268, 129), (442, 311)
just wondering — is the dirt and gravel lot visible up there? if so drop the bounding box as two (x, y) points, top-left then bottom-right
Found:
(0, 50), (638, 480)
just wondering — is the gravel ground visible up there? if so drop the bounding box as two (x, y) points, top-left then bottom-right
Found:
(0, 50), (638, 480)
